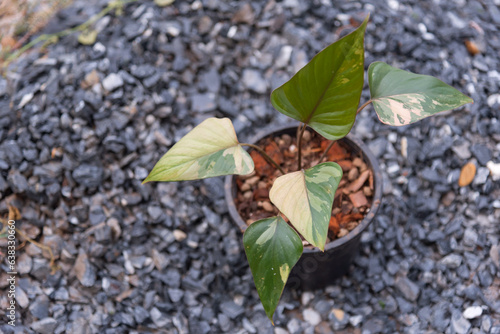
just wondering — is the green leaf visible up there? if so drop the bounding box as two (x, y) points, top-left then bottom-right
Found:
(269, 162), (342, 250)
(270, 16), (369, 140)
(243, 216), (303, 322)
(368, 61), (474, 126)
(143, 117), (254, 183)
(78, 30), (98, 45)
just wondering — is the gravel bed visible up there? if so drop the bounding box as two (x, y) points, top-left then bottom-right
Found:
(0, 0), (499, 333)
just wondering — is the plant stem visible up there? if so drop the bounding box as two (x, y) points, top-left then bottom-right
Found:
(240, 143), (285, 175)
(357, 99), (372, 114)
(318, 140), (336, 163)
(2, 0), (138, 69)
(296, 123), (307, 170)
(318, 100), (372, 164)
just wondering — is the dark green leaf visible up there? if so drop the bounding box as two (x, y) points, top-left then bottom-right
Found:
(368, 61), (473, 126)
(270, 16), (369, 140)
(243, 216), (303, 322)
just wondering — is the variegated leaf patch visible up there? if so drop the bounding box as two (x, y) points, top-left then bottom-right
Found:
(143, 117), (254, 182)
(368, 62), (473, 126)
(269, 162), (343, 250)
(243, 216), (303, 322)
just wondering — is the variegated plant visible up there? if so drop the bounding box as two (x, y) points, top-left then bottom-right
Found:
(143, 15), (472, 323)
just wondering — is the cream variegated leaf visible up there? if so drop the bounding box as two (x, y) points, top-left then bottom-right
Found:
(143, 117), (254, 182)
(269, 162), (343, 250)
(368, 62), (473, 126)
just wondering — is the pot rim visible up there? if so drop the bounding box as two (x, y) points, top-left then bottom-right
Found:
(224, 122), (383, 253)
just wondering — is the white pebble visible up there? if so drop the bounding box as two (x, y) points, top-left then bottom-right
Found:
(486, 161), (500, 181)
(302, 308), (321, 326)
(463, 306), (482, 319)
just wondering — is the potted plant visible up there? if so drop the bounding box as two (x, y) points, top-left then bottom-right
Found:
(143, 16), (472, 323)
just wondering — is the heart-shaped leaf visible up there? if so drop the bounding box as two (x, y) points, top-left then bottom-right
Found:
(269, 162), (342, 250)
(270, 16), (368, 140)
(243, 216), (303, 322)
(143, 117), (254, 183)
(368, 61), (473, 126)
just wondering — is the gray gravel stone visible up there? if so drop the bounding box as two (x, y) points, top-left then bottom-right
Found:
(191, 93), (216, 113)
(72, 164), (103, 188)
(395, 276), (420, 302)
(219, 300), (244, 319)
(242, 69), (268, 94)
(102, 73), (123, 91)
(7, 170), (28, 193)
(451, 309), (471, 334)
(440, 254), (462, 269)
(73, 251), (96, 287)
(30, 318), (58, 334)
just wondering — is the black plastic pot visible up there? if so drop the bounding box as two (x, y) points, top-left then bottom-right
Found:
(224, 124), (382, 290)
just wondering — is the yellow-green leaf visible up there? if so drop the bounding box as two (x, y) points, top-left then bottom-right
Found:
(78, 30), (98, 45)
(269, 162), (342, 250)
(143, 117), (254, 183)
(243, 216), (303, 322)
(368, 62), (473, 126)
(154, 0), (175, 7)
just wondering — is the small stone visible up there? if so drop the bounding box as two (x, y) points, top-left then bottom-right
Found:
(303, 308), (321, 326)
(440, 254), (462, 269)
(463, 228), (478, 247)
(262, 201), (274, 212)
(29, 295), (49, 318)
(102, 73), (124, 91)
(16, 286), (29, 308)
(232, 3), (255, 24)
(173, 229), (187, 241)
(220, 300), (244, 319)
(150, 307), (170, 327)
(331, 309), (345, 321)
(191, 93), (216, 113)
(7, 170), (28, 193)
(30, 318), (58, 334)
(275, 45), (293, 69)
(463, 306), (482, 319)
(471, 144), (492, 166)
(395, 276), (420, 302)
(152, 249), (169, 271)
(452, 141), (471, 160)
(81, 69), (100, 89)
(198, 15), (213, 34)
(73, 250), (96, 287)
(490, 244), (500, 268)
(349, 315), (363, 327)
(73, 164), (103, 188)
(348, 167), (359, 181)
(486, 161), (500, 181)
(242, 69), (268, 94)
(337, 228), (349, 238)
(301, 291), (314, 305)
(349, 190), (368, 207)
(168, 288), (184, 303)
(458, 162), (476, 187)
(451, 310), (471, 334)
(130, 64), (155, 79)
(482, 316), (493, 332)
(17, 253), (32, 275)
(487, 94), (500, 107)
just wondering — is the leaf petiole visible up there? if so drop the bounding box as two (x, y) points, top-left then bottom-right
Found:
(240, 143), (285, 175)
